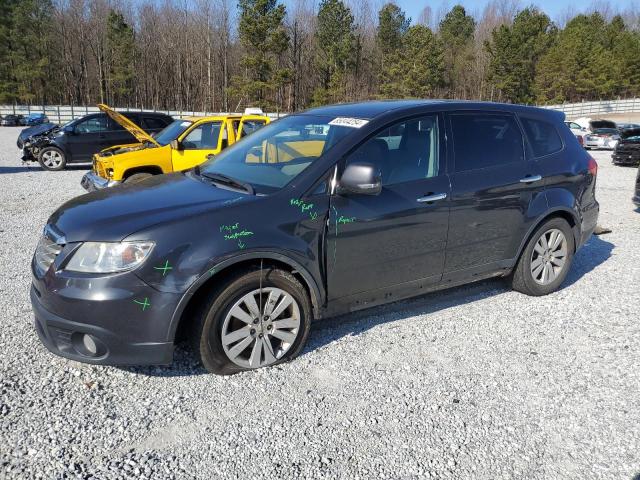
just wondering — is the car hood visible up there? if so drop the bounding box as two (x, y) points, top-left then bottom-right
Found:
(19, 122), (58, 140)
(49, 173), (254, 242)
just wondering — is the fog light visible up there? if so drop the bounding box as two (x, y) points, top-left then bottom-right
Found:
(71, 332), (104, 357)
(82, 334), (97, 355)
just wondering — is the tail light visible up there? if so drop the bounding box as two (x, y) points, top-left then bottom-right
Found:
(577, 135), (584, 146)
(588, 156), (598, 176)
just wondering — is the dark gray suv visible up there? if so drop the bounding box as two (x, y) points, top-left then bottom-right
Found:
(31, 101), (599, 375)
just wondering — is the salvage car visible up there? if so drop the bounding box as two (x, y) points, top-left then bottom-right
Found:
(20, 110), (173, 171)
(1, 114), (24, 126)
(81, 106), (270, 191)
(612, 128), (640, 166)
(584, 128), (620, 150)
(31, 100), (599, 375)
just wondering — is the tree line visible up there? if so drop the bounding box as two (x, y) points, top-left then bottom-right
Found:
(1, 0), (640, 112)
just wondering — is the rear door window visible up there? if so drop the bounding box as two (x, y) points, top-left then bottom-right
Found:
(142, 116), (169, 130)
(75, 116), (109, 134)
(521, 118), (563, 157)
(450, 113), (524, 172)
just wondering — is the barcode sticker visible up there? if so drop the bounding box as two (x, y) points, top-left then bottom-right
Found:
(329, 117), (369, 128)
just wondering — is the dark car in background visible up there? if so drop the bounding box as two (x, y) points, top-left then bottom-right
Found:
(613, 128), (640, 166)
(25, 113), (49, 126)
(634, 167), (640, 206)
(20, 111), (173, 171)
(30, 100), (599, 375)
(1, 114), (25, 126)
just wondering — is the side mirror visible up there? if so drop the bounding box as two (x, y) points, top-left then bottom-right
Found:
(170, 139), (182, 150)
(63, 125), (75, 135)
(337, 162), (381, 196)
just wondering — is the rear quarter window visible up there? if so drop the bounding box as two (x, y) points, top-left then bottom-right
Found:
(450, 113), (525, 172)
(521, 118), (563, 157)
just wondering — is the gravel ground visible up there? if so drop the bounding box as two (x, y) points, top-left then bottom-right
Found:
(0, 126), (639, 480)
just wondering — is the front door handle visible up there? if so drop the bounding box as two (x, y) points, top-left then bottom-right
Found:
(519, 174), (542, 183)
(417, 193), (447, 203)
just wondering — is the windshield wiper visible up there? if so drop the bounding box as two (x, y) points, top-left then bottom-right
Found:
(200, 171), (255, 195)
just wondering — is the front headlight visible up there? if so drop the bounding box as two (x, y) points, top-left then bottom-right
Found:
(65, 241), (154, 273)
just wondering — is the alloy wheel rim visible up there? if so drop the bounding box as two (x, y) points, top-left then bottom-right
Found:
(530, 228), (567, 285)
(220, 287), (301, 369)
(43, 151), (62, 167)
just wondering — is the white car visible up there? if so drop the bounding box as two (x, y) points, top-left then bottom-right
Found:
(565, 121), (588, 147)
(583, 128), (620, 150)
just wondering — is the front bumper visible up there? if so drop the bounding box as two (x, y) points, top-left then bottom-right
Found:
(81, 171), (121, 192)
(612, 153), (640, 166)
(31, 262), (183, 366)
(32, 287), (174, 365)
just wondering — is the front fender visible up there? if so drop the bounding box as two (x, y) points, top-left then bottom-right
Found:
(166, 250), (324, 342)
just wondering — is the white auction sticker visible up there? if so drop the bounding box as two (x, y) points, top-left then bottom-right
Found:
(328, 117), (369, 128)
(180, 121), (191, 127)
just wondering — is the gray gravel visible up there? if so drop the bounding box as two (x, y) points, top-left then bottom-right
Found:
(0, 126), (639, 480)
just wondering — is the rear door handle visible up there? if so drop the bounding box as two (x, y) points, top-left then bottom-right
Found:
(519, 175), (542, 183)
(417, 193), (447, 203)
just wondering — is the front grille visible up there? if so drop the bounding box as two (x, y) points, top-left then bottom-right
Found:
(34, 234), (63, 273)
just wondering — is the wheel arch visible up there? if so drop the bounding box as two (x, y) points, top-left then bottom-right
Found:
(123, 165), (164, 179)
(168, 252), (323, 344)
(515, 207), (580, 264)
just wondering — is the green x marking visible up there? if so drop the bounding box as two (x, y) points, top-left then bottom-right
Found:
(134, 297), (151, 311)
(153, 260), (172, 276)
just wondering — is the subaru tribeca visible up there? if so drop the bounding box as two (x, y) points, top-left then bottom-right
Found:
(31, 101), (599, 375)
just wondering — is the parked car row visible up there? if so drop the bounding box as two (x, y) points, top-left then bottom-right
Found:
(17, 106), (271, 176)
(1, 113), (49, 126)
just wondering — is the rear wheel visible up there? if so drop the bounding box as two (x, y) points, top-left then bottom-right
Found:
(38, 147), (66, 171)
(192, 268), (312, 375)
(124, 172), (153, 184)
(510, 217), (575, 296)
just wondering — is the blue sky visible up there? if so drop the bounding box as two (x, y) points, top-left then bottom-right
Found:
(389, 0), (637, 24)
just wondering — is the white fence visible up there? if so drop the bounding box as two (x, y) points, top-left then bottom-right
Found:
(539, 98), (640, 117)
(4, 99), (640, 125)
(0, 104), (283, 125)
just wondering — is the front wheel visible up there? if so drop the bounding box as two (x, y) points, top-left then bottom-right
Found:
(192, 268), (312, 375)
(38, 147), (66, 171)
(510, 217), (575, 296)
(124, 172), (153, 184)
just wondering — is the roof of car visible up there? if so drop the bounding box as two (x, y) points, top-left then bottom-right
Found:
(303, 99), (564, 120)
(182, 114), (243, 122)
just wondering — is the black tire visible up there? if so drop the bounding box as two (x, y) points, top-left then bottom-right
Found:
(124, 172), (154, 184)
(510, 217), (575, 296)
(38, 147), (66, 171)
(191, 267), (312, 375)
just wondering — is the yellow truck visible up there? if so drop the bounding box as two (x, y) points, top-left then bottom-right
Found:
(81, 104), (270, 191)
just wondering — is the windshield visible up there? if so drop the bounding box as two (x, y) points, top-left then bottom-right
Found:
(199, 114), (357, 194)
(594, 128), (618, 135)
(154, 120), (193, 146)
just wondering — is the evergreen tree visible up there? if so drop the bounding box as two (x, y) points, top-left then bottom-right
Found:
(233, 0), (290, 109)
(106, 10), (136, 106)
(1, 0), (56, 104)
(376, 3), (409, 97)
(535, 13), (616, 103)
(401, 25), (445, 98)
(377, 4), (410, 57)
(486, 8), (554, 104)
(438, 5), (475, 98)
(313, 0), (355, 105)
